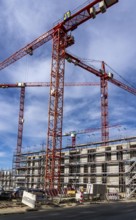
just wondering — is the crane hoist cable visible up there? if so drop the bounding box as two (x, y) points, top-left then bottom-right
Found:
(105, 63), (136, 90)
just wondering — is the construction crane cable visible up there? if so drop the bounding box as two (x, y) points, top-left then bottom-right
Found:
(66, 51), (101, 72)
(74, 56), (136, 90)
(105, 63), (136, 89)
(79, 57), (102, 63)
(25, 56), (29, 83)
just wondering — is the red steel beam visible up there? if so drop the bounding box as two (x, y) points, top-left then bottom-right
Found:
(0, 82), (100, 88)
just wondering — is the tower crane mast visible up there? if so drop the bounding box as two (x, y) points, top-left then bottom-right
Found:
(15, 87), (25, 169)
(0, 0), (119, 189)
(101, 61), (109, 144)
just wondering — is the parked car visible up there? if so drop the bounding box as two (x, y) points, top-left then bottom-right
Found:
(27, 188), (45, 201)
(0, 187), (12, 200)
(12, 187), (26, 198)
(0, 186), (4, 198)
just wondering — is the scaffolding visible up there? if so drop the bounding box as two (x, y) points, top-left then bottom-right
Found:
(0, 169), (13, 190)
(10, 138), (136, 198)
(12, 148), (45, 189)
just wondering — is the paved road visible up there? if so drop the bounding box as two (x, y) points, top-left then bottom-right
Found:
(0, 202), (136, 220)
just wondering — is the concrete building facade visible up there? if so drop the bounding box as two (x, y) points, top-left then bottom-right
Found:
(0, 169), (13, 190)
(1, 139), (136, 199)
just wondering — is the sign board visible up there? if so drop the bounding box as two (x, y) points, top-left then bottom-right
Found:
(22, 191), (36, 208)
(86, 184), (93, 194)
(75, 192), (82, 201)
(107, 192), (119, 200)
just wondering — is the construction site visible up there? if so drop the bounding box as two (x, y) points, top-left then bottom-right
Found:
(0, 0), (136, 207)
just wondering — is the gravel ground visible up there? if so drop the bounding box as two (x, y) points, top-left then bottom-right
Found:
(0, 199), (136, 215)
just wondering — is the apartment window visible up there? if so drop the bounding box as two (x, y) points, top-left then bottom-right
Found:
(102, 176), (107, 184)
(117, 151), (123, 161)
(119, 177), (125, 193)
(84, 165), (88, 173)
(117, 146), (123, 161)
(102, 163), (107, 184)
(61, 157), (64, 164)
(38, 160), (41, 166)
(119, 162), (125, 172)
(69, 178), (79, 184)
(130, 145), (136, 158)
(90, 164), (96, 173)
(27, 162), (31, 167)
(83, 177), (88, 184)
(60, 178), (64, 184)
(69, 152), (80, 163)
(90, 176), (96, 184)
(88, 149), (96, 162)
(133, 179), (136, 184)
(102, 163), (107, 173)
(60, 166), (64, 174)
(69, 166), (80, 174)
(32, 161), (35, 166)
(117, 145), (122, 150)
(105, 147), (111, 161)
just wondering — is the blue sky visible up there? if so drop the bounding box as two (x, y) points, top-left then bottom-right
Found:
(0, 0), (136, 169)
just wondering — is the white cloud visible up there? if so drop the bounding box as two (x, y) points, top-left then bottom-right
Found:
(0, 152), (5, 157)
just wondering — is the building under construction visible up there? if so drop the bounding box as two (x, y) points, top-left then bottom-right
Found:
(0, 0), (136, 201)
(11, 136), (136, 199)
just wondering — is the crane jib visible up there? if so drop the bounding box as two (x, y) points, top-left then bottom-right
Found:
(0, 0), (118, 71)
(62, 0), (118, 31)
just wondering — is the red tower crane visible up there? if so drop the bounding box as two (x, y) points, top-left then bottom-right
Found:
(0, 81), (99, 170)
(63, 124), (121, 146)
(65, 52), (136, 145)
(0, 0), (119, 189)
